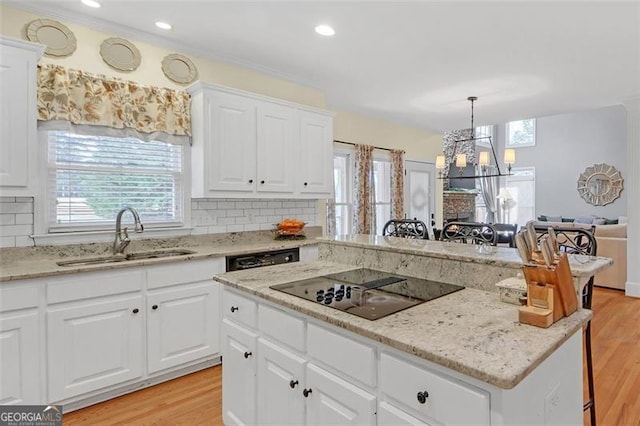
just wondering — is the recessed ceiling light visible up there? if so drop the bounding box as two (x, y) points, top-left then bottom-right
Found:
(315, 25), (335, 36)
(155, 21), (172, 30)
(81, 0), (101, 8)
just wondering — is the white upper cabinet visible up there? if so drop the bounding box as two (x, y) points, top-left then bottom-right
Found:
(189, 82), (334, 198)
(298, 111), (333, 195)
(0, 37), (44, 195)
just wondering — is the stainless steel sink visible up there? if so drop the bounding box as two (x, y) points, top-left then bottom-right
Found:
(57, 249), (196, 267)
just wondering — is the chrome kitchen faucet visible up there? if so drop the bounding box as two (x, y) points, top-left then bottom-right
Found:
(113, 207), (144, 255)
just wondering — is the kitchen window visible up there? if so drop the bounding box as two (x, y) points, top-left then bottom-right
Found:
(333, 152), (353, 235)
(372, 158), (391, 235)
(45, 131), (186, 232)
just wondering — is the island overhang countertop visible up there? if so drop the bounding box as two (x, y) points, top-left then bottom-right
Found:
(214, 259), (592, 390)
(318, 234), (613, 278)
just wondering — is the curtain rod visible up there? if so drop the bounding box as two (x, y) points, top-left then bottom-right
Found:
(333, 140), (405, 153)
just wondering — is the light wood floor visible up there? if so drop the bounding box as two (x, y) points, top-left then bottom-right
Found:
(64, 287), (640, 426)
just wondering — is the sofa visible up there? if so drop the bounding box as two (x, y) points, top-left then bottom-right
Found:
(533, 218), (627, 290)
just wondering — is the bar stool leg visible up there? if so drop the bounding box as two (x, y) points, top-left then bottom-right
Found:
(584, 320), (596, 425)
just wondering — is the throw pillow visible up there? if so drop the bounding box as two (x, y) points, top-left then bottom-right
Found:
(537, 215), (548, 222)
(619, 216), (628, 224)
(593, 218), (606, 225)
(575, 215), (595, 224)
(546, 215), (562, 223)
(562, 217), (575, 222)
(604, 218), (619, 225)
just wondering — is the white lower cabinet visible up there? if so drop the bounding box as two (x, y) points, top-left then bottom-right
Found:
(220, 287), (497, 426)
(222, 318), (258, 426)
(47, 295), (144, 401)
(256, 338), (305, 425)
(0, 311), (40, 404)
(147, 282), (219, 373)
(305, 363), (376, 425)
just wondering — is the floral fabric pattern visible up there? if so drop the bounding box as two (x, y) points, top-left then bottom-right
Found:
(352, 144), (376, 234)
(37, 64), (191, 138)
(390, 149), (404, 219)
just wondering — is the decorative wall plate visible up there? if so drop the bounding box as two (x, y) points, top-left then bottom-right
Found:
(100, 37), (141, 71)
(577, 163), (623, 206)
(26, 19), (77, 57)
(161, 53), (198, 84)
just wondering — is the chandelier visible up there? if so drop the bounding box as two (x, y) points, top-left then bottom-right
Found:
(436, 96), (515, 179)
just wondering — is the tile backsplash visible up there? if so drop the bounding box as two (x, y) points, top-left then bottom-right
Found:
(0, 196), (317, 248)
(190, 198), (317, 235)
(0, 197), (34, 248)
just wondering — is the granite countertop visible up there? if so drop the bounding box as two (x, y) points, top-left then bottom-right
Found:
(0, 228), (321, 282)
(319, 234), (613, 278)
(214, 260), (592, 390)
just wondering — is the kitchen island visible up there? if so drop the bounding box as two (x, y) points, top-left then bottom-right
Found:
(213, 236), (609, 425)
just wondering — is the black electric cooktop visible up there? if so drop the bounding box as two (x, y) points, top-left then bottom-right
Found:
(270, 268), (464, 320)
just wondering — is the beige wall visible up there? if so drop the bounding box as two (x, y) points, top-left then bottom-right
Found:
(1, 4), (444, 229)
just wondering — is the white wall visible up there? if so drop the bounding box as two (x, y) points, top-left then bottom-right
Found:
(494, 105), (628, 220)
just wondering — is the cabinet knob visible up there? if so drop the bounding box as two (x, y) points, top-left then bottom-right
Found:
(289, 380), (299, 389)
(417, 391), (429, 404)
(260, 180), (265, 184)
(304, 182), (308, 186)
(152, 304), (158, 310)
(303, 388), (313, 398)
(230, 306), (239, 313)
(132, 308), (139, 314)
(249, 179), (254, 183)
(244, 351), (252, 359)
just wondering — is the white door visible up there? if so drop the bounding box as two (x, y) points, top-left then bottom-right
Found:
(256, 102), (296, 193)
(256, 338), (306, 425)
(208, 91), (257, 192)
(404, 160), (435, 234)
(305, 363), (376, 425)
(298, 111), (333, 195)
(0, 311), (40, 404)
(222, 319), (258, 426)
(147, 283), (220, 374)
(47, 295), (144, 401)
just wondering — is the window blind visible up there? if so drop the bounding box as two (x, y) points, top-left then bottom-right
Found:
(47, 131), (184, 231)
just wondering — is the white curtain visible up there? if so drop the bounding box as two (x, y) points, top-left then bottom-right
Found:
(479, 166), (499, 223)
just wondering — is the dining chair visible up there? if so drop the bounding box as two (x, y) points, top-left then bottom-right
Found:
(492, 223), (518, 248)
(440, 222), (498, 245)
(382, 219), (429, 239)
(534, 225), (598, 425)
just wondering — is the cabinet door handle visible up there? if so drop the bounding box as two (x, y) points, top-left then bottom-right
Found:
(230, 306), (239, 313)
(260, 180), (265, 184)
(152, 304), (158, 310)
(289, 380), (299, 389)
(248, 179), (254, 183)
(244, 351), (252, 359)
(417, 391), (429, 404)
(132, 308), (139, 314)
(304, 182), (308, 186)
(303, 388), (312, 398)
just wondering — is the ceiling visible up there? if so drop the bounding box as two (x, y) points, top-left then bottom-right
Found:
(11, 1), (640, 133)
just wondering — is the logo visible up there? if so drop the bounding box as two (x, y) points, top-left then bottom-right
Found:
(0, 405), (62, 426)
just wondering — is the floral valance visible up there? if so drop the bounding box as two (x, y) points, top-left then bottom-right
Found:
(37, 64), (191, 143)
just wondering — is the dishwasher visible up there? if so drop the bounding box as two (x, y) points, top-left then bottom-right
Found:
(225, 247), (300, 272)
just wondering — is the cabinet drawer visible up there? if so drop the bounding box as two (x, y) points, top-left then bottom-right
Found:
(258, 304), (305, 352)
(46, 269), (143, 304)
(0, 282), (39, 312)
(307, 323), (375, 387)
(223, 289), (257, 328)
(380, 353), (490, 425)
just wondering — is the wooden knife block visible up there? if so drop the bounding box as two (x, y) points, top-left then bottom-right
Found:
(519, 254), (577, 328)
